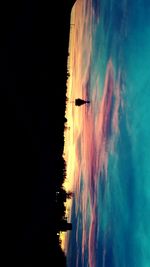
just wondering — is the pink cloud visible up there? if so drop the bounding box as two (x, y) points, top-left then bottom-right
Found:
(73, 59), (122, 266)
(68, 2), (122, 266)
(88, 201), (97, 267)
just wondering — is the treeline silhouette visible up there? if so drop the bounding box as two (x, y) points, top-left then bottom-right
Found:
(52, 156), (72, 267)
(45, 1), (77, 264)
(0, 0), (77, 266)
(52, 85), (73, 266)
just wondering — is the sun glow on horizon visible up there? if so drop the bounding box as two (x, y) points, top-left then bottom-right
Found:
(59, 4), (77, 252)
(59, 0), (93, 254)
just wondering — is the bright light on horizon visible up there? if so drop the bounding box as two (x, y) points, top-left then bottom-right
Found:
(59, 3), (77, 252)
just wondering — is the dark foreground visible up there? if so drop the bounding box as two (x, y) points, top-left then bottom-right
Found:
(0, 1), (76, 266)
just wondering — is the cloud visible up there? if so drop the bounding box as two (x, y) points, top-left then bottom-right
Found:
(74, 59), (122, 266)
(64, 0), (122, 265)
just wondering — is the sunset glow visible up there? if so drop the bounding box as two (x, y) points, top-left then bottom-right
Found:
(61, 0), (150, 266)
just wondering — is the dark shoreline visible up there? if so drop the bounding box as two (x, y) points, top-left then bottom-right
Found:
(0, 1), (76, 266)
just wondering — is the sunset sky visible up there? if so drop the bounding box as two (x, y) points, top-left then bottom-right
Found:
(61, 0), (150, 266)
(61, 0), (120, 256)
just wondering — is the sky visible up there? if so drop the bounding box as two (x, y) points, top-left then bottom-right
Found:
(61, 0), (150, 266)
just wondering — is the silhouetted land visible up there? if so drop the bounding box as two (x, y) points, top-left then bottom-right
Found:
(0, 0), (76, 266)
